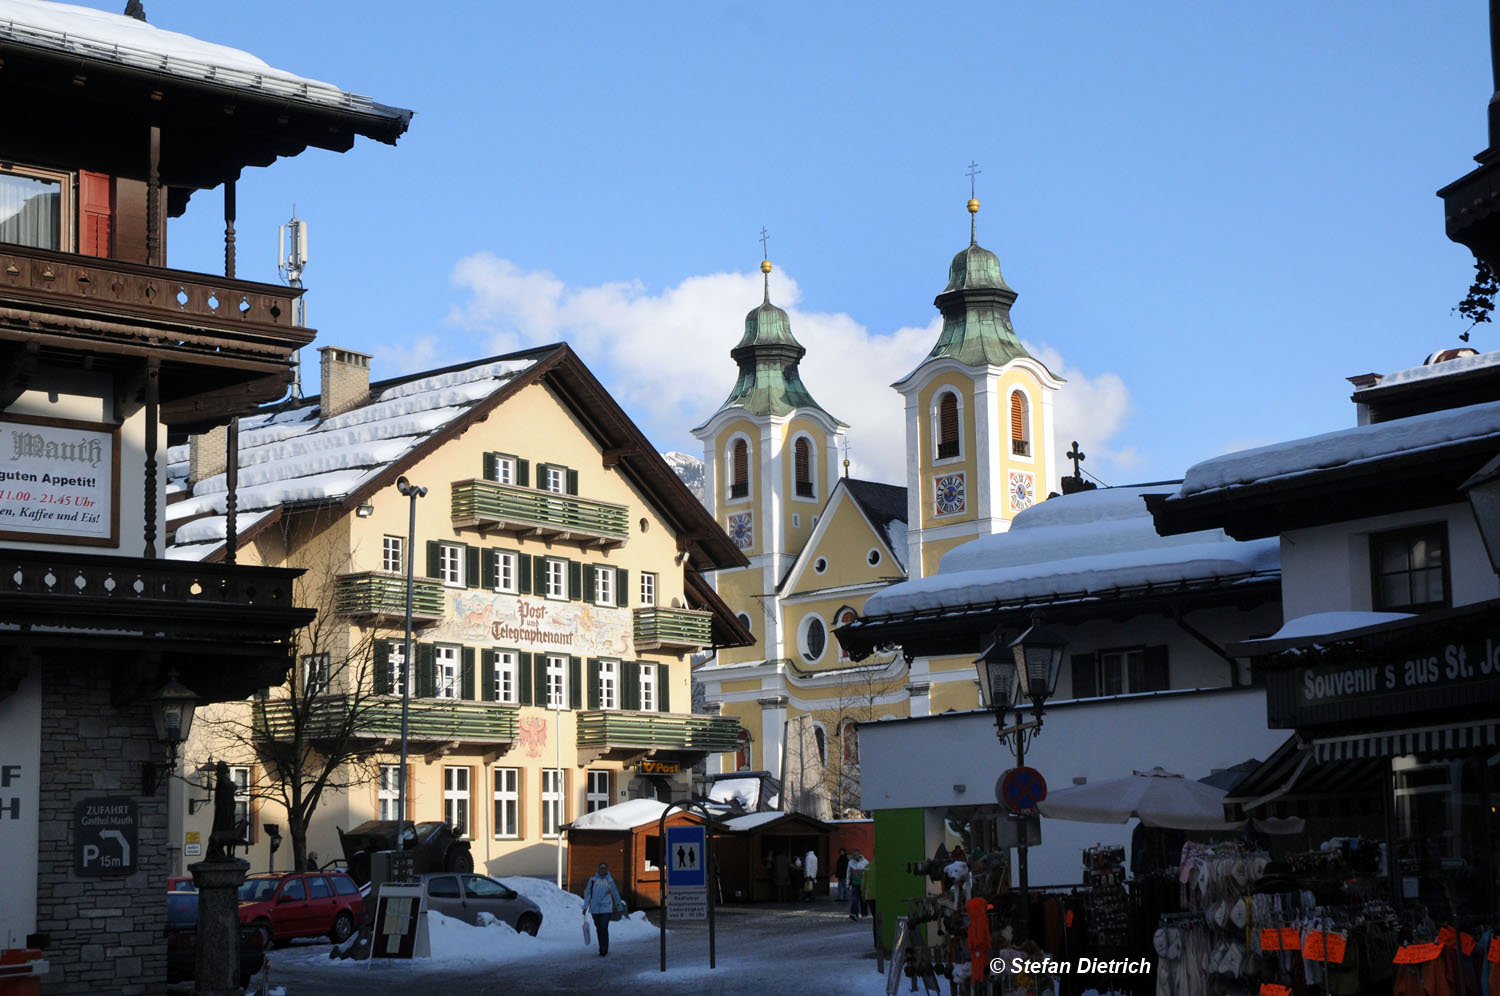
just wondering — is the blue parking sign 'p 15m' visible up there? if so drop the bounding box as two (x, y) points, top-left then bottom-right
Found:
(664, 825), (706, 888)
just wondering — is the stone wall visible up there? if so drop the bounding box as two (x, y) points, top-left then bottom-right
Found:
(36, 662), (167, 995)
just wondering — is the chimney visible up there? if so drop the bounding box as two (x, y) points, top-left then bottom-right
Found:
(319, 346), (372, 420)
(188, 424), (227, 484)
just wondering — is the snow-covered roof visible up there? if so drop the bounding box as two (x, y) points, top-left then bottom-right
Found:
(862, 485), (1277, 618)
(567, 798), (670, 831)
(165, 356), (538, 560)
(1372, 349), (1500, 390)
(706, 777), (761, 809)
(1, 0), (399, 117)
(724, 811), (788, 832)
(844, 479), (908, 571)
(1254, 611), (1415, 643)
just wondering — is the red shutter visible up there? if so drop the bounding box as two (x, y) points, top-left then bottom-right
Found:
(794, 439), (810, 486)
(732, 440), (749, 487)
(78, 171), (113, 258)
(939, 394), (959, 446)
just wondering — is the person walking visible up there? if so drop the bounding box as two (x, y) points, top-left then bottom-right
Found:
(846, 848), (869, 920)
(582, 862), (624, 956)
(802, 847), (819, 902)
(835, 848), (849, 903)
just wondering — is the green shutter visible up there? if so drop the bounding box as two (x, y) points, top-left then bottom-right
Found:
(616, 569), (628, 606)
(482, 549), (498, 590)
(533, 655), (549, 706)
(518, 652), (533, 706)
(417, 644), (436, 698)
(483, 452), (498, 481)
(568, 561), (582, 602)
(373, 640), (392, 696)
(466, 545), (481, 589)
(518, 553), (533, 594)
(582, 564), (596, 603)
(461, 646), (476, 700)
(623, 662), (640, 712)
(569, 657), (583, 710)
(481, 650), (496, 702)
(426, 540), (442, 579)
(517, 459), (530, 488)
(587, 659), (601, 710)
(566, 469), (579, 496)
(658, 662), (670, 712)
(533, 557), (548, 597)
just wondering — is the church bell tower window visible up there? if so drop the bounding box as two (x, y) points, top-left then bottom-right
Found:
(936, 392), (960, 460)
(1010, 391), (1031, 457)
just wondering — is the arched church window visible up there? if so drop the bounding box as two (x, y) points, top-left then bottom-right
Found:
(841, 719), (860, 765)
(735, 728), (752, 772)
(937, 392), (960, 459)
(794, 437), (814, 498)
(1010, 391), (1031, 457)
(835, 606), (858, 660)
(730, 439), (750, 499)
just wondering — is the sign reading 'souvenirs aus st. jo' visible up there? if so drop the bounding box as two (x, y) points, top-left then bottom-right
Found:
(0, 414), (119, 546)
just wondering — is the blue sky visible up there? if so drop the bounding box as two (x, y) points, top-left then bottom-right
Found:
(83, 0), (1491, 486)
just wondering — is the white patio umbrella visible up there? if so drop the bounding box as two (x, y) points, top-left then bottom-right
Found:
(1036, 767), (1241, 831)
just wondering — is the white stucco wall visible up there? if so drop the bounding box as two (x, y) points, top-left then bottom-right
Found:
(858, 686), (1286, 887)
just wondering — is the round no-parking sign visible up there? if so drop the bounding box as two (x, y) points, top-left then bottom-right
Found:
(997, 767), (1047, 813)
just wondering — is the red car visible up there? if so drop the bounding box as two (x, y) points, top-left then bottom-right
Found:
(237, 871), (364, 946)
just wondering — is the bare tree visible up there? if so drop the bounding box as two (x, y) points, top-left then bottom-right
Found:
(815, 655), (905, 818)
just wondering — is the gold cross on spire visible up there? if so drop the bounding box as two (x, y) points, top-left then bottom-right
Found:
(965, 161), (981, 245)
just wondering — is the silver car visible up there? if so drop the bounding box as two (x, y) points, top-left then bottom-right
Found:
(418, 873), (543, 935)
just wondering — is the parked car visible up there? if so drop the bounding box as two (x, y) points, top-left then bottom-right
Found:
(415, 873), (542, 935)
(166, 890), (264, 989)
(165, 876), (196, 892)
(236, 871), (364, 946)
(336, 820), (473, 886)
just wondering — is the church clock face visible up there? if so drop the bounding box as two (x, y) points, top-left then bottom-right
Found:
(1009, 471), (1035, 512)
(727, 512), (753, 550)
(934, 473), (966, 516)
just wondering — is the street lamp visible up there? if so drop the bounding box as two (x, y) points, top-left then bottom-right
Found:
(974, 613), (1067, 938)
(1461, 452), (1500, 575)
(143, 672), (199, 795)
(395, 476), (427, 829)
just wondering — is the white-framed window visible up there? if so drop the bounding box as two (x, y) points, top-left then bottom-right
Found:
(544, 465), (566, 494)
(444, 766), (471, 837)
(229, 765), (251, 843)
(726, 435), (752, 501)
(438, 543), (464, 586)
(541, 768), (565, 838)
(640, 573), (656, 607)
(386, 644), (408, 697)
(378, 764), (401, 821)
(382, 535), (403, 574)
(799, 614), (828, 664)
(492, 767), (519, 838)
(792, 434), (817, 500)
(594, 566), (614, 606)
(545, 655), (567, 709)
(435, 645), (459, 700)
(586, 770), (611, 814)
(495, 551), (518, 593)
(544, 559), (567, 600)
(1009, 388), (1033, 459)
(494, 651), (517, 704)
(639, 662), (656, 712)
(302, 652), (330, 696)
(932, 389), (963, 463)
(598, 659), (618, 710)
(491, 455), (516, 486)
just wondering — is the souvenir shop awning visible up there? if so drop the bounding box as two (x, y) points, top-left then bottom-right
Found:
(1222, 736), (1384, 822)
(1308, 718), (1500, 762)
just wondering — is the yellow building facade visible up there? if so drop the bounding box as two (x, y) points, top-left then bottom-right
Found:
(168, 344), (750, 877)
(695, 204), (1063, 808)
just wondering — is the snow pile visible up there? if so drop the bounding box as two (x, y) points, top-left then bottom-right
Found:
(505, 876), (655, 946)
(863, 486), (1277, 618)
(568, 798), (670, 831)
(707, 777), (761, 809)
(1176, 398), (1500, 499)
(1376, 349), (1500, 388)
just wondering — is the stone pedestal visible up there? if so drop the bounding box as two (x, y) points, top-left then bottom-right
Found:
(188, 857), (249, 996)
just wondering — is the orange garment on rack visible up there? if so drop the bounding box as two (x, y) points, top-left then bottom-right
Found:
(966, 898), (991, 984)
(1393, 941), (1452, 996)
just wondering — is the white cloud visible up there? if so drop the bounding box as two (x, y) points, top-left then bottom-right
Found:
(445, 253), (1135, 486)
(371, 334), (443, 377)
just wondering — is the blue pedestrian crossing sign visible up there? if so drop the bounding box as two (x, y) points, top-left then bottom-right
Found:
(665, 825), (706, 888)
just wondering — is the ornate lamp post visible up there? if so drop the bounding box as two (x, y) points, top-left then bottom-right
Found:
(143, 672), (199, 794)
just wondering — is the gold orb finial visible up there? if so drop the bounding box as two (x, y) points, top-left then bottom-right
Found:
(760, 259), (773, 274)
(967, 198), (980, 214)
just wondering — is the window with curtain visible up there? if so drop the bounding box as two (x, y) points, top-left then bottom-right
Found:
(0, 167), (64, 250)
(794, 438), (815, 498)
(1010, 392), (1031, 457)
(937, 393), (960, 459)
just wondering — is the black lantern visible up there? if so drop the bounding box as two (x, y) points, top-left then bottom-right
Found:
(1008, 621), (1067, 707)
(974, 639), (1019, 711)
(143, 673), (199, 794)
(1462, 452), (1500, 575)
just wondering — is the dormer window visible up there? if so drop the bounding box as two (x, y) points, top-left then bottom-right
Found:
(794, 437), (815, 499)
(729, 438), (750, 500)
(936, 391), (961, 460)
(1010, 391), (1031, 457)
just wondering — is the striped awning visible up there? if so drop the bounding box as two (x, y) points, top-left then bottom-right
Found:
(1311, 720), (1500, 762)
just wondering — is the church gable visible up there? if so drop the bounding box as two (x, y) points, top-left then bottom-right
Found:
(780, 481), (907, 598)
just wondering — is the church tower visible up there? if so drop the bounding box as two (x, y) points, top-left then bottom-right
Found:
(692, 253), (846, 666)
(894, 195), (1064, 579)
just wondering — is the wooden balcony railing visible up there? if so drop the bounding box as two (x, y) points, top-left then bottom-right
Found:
(450, 479), (629, 548)
(633, 607), (713, 651)
(575, 710), (741, 754)
(254, 695), (519, 745)
(335, 571), (447, 624)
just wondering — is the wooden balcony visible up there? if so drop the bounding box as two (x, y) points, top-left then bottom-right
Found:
(255, 695), (519, 747)
(450, 479), (629, 549)
(575, 709), (741, 764)
(633, 606), (713, 651)
(335, 571), (447, 625)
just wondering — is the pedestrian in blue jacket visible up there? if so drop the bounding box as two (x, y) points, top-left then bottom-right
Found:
(583, 862), (624, 956)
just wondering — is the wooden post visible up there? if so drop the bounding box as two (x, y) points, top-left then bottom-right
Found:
(143, 359), (160, 558)
(224, 417), (239, 564)
(146, 125), (162, 266)
(223, 179), (236, 280)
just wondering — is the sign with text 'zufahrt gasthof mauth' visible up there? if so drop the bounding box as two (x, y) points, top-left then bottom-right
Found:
(75, 797), (136, 876)
(0, 414), (119, 546)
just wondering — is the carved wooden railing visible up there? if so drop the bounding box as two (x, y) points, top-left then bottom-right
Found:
(0, 548), (300, 608)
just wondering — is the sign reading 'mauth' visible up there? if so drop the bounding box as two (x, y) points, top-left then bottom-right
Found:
(0, 413), (119, 546)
